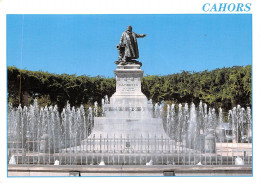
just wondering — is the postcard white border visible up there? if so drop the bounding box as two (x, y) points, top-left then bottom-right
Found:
(0, 0), (259, 183)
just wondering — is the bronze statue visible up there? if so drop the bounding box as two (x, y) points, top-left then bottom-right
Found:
(116, 26), (146, 64)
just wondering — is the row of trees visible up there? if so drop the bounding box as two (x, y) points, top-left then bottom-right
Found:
(8, 65), (251, 112)
(142, 65), (251, 110)
(8, 66), (115, 111)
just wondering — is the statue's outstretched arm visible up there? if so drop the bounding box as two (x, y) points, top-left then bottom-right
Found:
(136, 34), (146, 38)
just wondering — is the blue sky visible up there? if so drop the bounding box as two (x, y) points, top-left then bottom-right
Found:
(7, 14), (252, 77)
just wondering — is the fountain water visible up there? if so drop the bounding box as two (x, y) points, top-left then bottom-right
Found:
(8, 99), (252, 166)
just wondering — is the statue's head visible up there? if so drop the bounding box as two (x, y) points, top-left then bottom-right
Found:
(127, 25), (132, 32)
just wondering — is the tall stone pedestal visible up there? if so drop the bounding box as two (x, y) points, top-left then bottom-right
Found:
(89, 63), (168, 139)
(110, 64), (147, 106)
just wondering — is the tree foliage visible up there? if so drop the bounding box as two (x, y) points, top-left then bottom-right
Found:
(8, 65), (251, 112)
(142, 65), (251, 110)
(7, 66), (115, 111)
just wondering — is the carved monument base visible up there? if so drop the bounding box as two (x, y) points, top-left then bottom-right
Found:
(89, 63), (168, 139)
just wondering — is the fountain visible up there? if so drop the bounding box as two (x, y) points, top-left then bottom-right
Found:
(8, 96), (252, 166)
